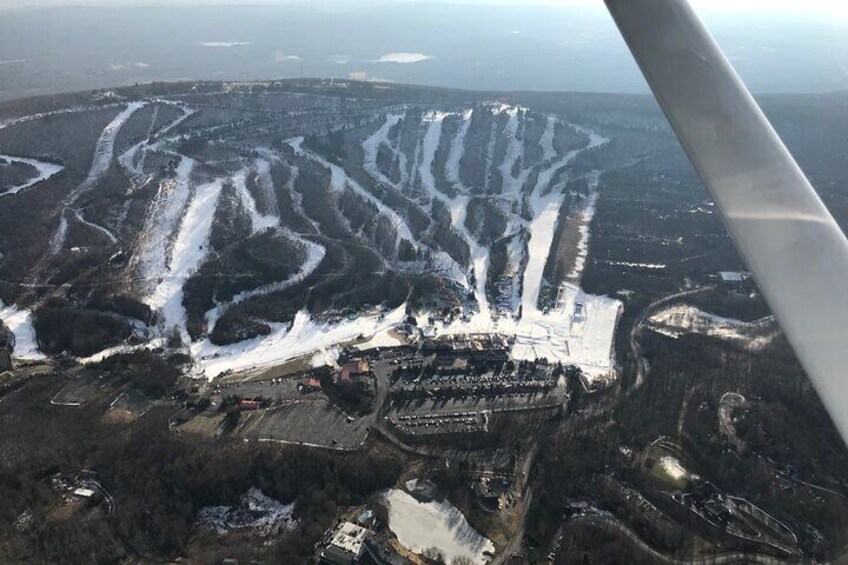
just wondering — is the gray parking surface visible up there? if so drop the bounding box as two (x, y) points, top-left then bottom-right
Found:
(51, 374), (103, 406)
(389, 391), (562, 416)
(214, 378), (313, 403)
(239, 399), (368, 450)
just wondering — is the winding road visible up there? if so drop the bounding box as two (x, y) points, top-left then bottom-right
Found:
(630, 286), (716, 388)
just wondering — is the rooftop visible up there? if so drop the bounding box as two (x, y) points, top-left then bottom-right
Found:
(327, 521), (368, 558)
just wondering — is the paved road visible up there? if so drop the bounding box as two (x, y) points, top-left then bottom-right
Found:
(491, 435), (543, 565)
(81, 478), (167, 563)
(368, 360), (392, 427)
(568, 514), (797, 565)
(630, 286), (715, 388)
(491, 490), (533, 565)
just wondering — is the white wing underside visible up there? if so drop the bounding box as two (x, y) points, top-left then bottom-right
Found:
(605, 0), (848, 444)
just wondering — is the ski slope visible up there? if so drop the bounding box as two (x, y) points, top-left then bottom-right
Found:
(146, 178), (224, 342)
(428, 115), (621, 382)
(49, 101), (146, 253)
(0, 299), (44, 360)
(12, 98), (624, 385)
(204, 162), (327, 332)
(131, 156), (196, 295)
(67, 101), (146, 205)
(192, 303), (408, 379)
(189, 109), (621, 382)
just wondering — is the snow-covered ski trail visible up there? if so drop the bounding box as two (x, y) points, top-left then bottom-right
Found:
(203, 164), (327, 332)
(146, 177), (224, 342)
(0, 155), (64, 196)
(48, 101), (146, 253)
(131, 156), (196, 295)
(362, 112), (407, 190)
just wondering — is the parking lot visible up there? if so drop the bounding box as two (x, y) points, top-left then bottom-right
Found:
(50, 373), (104, 406)
(213, 376), (314, 403)
(239, 399), (369, 450)
(388, 410), (488, 436)
(102, 389), (153, 423)
(391, 391), (561, 414)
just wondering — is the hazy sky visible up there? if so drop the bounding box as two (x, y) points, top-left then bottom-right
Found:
(3, 0), (847, 20)
(1, 0), (845, 100)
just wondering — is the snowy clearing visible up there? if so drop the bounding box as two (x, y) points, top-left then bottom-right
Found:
(647, 305), (778, 351)
(657, 456), (692, 482)
(382, 488), (494, 565)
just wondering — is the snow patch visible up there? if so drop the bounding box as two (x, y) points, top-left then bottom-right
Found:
(657, 456), (693, 483)
(197, 488), (296, 534)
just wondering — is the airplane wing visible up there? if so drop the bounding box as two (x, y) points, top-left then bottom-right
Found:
(604, 0), (848, 444)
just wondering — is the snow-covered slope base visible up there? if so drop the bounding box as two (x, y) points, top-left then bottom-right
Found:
(382, 488), (495, 565)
